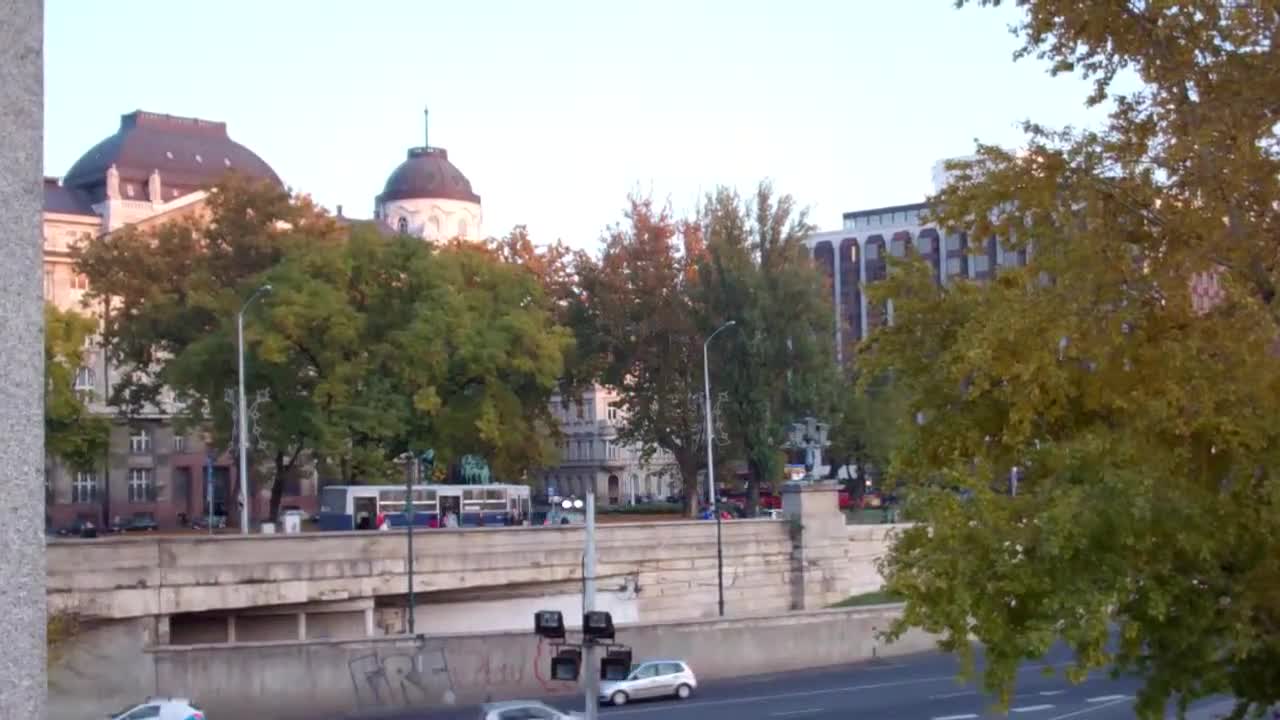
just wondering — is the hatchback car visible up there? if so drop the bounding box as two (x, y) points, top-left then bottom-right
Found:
(599, 660), (698, 706)
(109, 697), (204, 720)
(478, 700), (582, 719)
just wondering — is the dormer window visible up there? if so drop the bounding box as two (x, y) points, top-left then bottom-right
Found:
(397, 217), (409, 234)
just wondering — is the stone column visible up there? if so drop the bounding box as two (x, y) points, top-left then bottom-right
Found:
(0, 0), (46, 716)
(782, 480), (854, 611)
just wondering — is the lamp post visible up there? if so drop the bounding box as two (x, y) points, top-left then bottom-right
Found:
(236, 284), (271, 535)
(703, 320), (735, 618)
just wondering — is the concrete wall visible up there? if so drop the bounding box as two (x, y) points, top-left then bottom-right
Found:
(47, 519), (797, 623)
(82, 605), (935, 720)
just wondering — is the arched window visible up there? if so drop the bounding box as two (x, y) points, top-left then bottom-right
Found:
(457, 219), (468, 238)
(396, 217), (408, 234)
(430, 217), (442, 235)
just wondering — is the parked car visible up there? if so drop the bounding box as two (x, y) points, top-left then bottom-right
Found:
(119, 513), (159, 532)
(599, 660), (698, 706)
(477, 700), (582, 719)
(109, 696), (204, 720)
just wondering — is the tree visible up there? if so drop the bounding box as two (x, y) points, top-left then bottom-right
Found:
(44, 303), (110, 474)
(697, 183), (839, 513)
(75, 175), (347, 520)
(250, 226), (572, 487)
(825, 370), (906, 495)
(861, 2), (1280, 718)
(574, 197), (708, 515)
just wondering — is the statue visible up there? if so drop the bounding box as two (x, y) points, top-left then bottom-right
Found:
(458, 455), (491, 485)
(106, 164), (121, 200)
(148, 169), (162, 203)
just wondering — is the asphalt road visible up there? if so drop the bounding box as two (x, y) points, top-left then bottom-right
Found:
(384, 641), (1238, 720)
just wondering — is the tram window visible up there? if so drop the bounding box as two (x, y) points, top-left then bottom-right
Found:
(384, 489), (406, 503)
(412, 489), (429, 503)
(423, 490), (436, 502)
(485, 489), (502, 500)
(463, 489), (478, 501)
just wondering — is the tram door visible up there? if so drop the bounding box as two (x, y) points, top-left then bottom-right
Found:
(354, 496), (378, 530)
(439, 494), (462, 526)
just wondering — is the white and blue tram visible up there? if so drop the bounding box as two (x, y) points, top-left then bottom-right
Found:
(317, 484), (532, 531)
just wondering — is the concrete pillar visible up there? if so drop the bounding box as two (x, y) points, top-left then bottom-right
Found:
(0, 0), (46, 716)
(155, 615), (171, 646)
(782, 480), (855, 611)
(297, 612), (307, 641)
(364, 607), (375, 637)
(226, 615), (237, 643)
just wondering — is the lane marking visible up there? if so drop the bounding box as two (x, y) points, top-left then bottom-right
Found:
(1046, 698), (1131, 720)
(932, 714), (979, 720)
(1040, 690), (1067, 696)
(770, 710), (824, 717)
(1086, 695), (1129, 703)
(863, 662), (907, 671)
(1013, 704), (1056, 713)
(932, 690), (979, 699)
(603, 673), (966, 715)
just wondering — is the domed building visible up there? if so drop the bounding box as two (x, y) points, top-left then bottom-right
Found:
(371, 109), (483, 241)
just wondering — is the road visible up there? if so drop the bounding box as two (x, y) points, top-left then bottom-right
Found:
(379, 642), (1238, 720)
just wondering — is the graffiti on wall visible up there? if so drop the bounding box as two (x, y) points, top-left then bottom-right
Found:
(348, 639), (454, 709)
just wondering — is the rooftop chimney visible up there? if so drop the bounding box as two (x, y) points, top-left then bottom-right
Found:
(423, 106), (429, 149)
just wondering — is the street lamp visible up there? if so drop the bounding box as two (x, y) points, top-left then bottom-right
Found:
(703, 319), (736, 617)
(236, 284), (271, 535)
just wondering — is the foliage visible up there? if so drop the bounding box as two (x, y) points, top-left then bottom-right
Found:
(44, 303), (110, 471)
(861, 2), (1280, 718)
(75, 176), (342, 518)
(826, 371), (909, 492)
(573, 197), (708, 515)
(696, 183), (839, 509)
(251, 227), (572, 485)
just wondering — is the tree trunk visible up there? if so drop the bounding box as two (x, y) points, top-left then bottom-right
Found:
(675, 450), (701, 518)
(269, 450), (287, 522)
(746, 458), (762, 517)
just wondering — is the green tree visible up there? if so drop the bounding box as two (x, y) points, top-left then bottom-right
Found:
(44, 303), (110, 474)
(251, 227), (572, 486)
(697, 183), (839, 512)
(825, 371), (906, 495)
(574, 197), (708, 515)
(862, 2), (1280, 717)
(75, 175), (348, 519)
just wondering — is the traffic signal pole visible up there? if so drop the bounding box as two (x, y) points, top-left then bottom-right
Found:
(583, 489), (599, 720)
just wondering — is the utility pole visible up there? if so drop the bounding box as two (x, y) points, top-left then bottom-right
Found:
(583, 489), (599, 720)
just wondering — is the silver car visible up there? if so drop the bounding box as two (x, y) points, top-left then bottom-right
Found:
(478, 700), (583, 720)
(599, 660), (698, 706)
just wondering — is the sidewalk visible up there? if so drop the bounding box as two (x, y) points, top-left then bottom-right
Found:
(1176, 698), (1275, 720)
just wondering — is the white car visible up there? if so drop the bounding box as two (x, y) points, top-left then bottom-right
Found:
(109, 697), (204, 720)
(477, 700), (583, 720)
(599, 660), (698, 706)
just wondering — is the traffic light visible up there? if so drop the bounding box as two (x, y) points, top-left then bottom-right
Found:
(550, 647), (582, 682)
(583, 610), (615, 641)
(534, 610), (566, 639)
(601, 647), (632, 680)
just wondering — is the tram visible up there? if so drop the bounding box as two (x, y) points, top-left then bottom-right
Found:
(317, 483), (532, 531)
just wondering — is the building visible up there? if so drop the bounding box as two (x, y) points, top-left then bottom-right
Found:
(42, 110), (314, 532)
(538, 385), (678, 505)
(804, 161), (1027, 361)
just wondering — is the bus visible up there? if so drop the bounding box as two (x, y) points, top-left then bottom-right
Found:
(317, 484), (532, 531)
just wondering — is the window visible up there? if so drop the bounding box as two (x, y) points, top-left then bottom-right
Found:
(607, 405), (619, 422)
(43, 266), (54, 299)
(890, 239), (906, 257)
(121, 705), (162, 720)
(125, 184), (136, 198)
(172, 434), (187, 452)
(576, 401), (584, 420)
(659, 662), (685, 676)
(72, 471), (97, 504)
(128, 468), (154, 503)
(129, 427), (152, 454)
(457, 219), (468, 237)
(946, 234), (963, 252)
(973, 254), (991, 273)
(73, 366), (94, 391)
(632, 664), (660, 679)
(71, 273), (89, 291)
(865, 243), (879, 260)
(397, 217), (409, 234)
(946, 257), (964, 276)
(430, 217), (441, 235)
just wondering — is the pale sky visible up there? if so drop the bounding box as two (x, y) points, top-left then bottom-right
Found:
(45, 0), (1118, 249)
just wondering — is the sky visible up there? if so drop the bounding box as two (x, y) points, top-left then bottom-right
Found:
(45, 0), (1119, 250)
